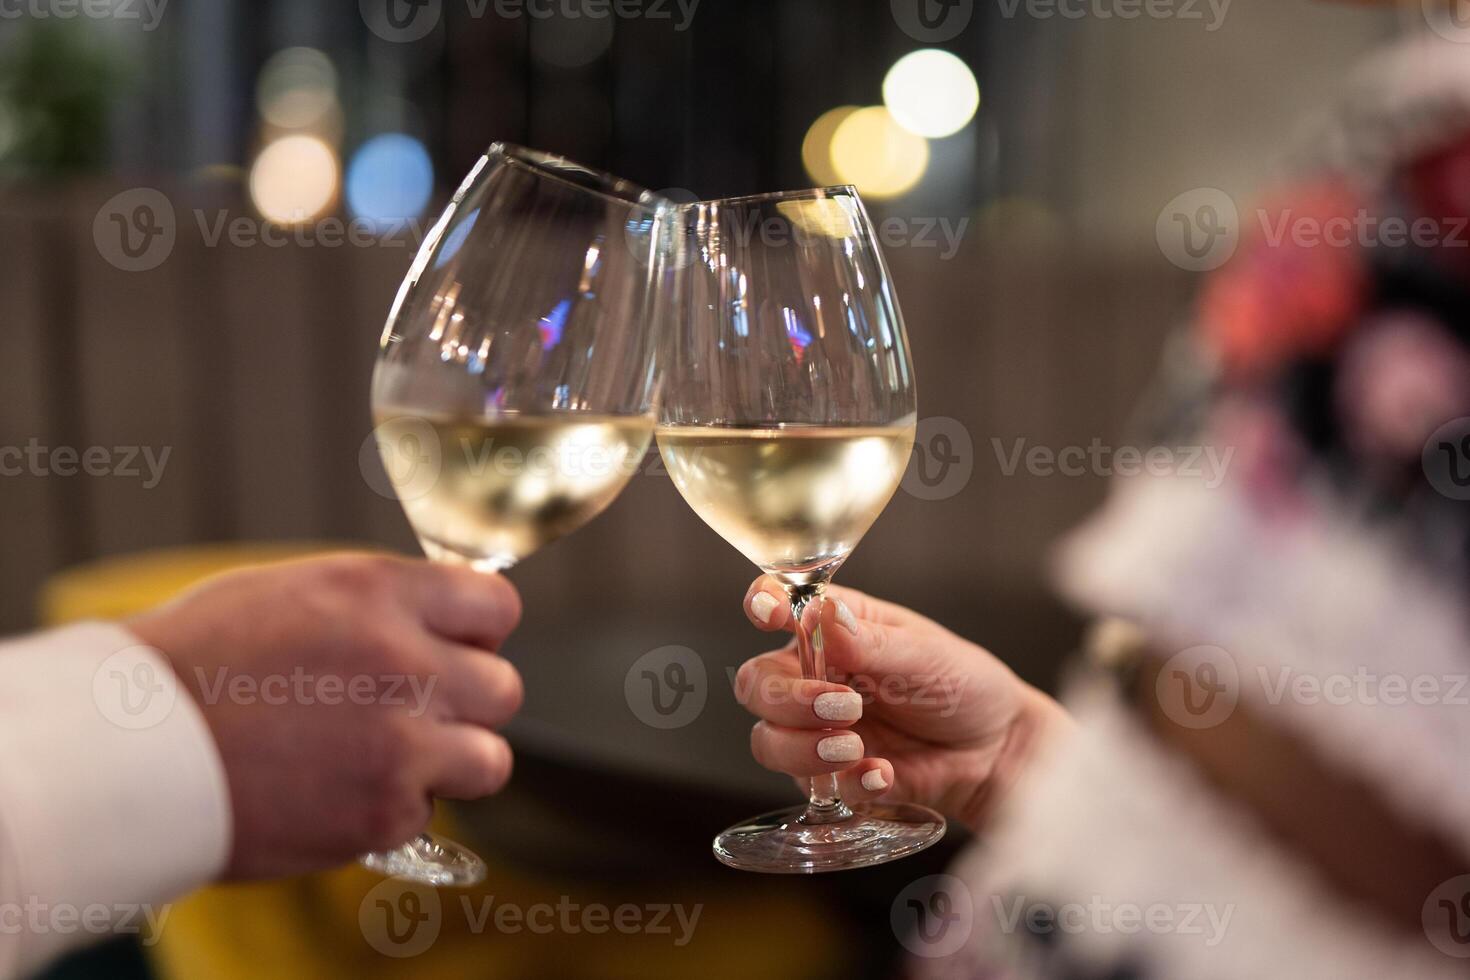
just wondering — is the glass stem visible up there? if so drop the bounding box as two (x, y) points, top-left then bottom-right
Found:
(786, 582), (854, 826)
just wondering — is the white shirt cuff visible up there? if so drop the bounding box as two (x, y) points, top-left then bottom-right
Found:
(0, 622), (232, 976)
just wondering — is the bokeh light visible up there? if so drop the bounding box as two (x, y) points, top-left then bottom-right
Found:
(249, 135), (339, 224)
(346, 133), (434, 232)
(830, 106), (929, 200)
(776, 197), (859, 239)
(256, 47), (339, 131)
(882, 49), (979, 139)
(801, 105), (858, 187)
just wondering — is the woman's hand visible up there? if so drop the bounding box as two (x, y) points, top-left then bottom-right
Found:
(737, 576), (1071, 831)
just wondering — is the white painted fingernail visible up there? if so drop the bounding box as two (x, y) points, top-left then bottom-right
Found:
(817, 733), (862, 763)
(861, 769), (888, 792)
(750, 592), (781, 625)
(814, 691), (863, 722)
(833, 598), (859, 636)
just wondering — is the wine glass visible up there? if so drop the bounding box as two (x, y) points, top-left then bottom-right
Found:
(655, 187), (946, 872)
(365, 143), (669, 885)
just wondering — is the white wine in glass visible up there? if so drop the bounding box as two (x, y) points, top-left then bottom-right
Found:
(365, 143), (668, 886)
(375, 412), (653, 571)
(656, 187), (944, 873)
(656, 423), (915, 586)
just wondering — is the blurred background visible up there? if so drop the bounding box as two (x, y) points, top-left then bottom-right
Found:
(0, 0), (1422, 977)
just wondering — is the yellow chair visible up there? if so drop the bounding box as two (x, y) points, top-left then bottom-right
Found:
(41, 545), (847, 980)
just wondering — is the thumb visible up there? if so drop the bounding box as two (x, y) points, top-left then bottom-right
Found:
(742, 576), (943, 680)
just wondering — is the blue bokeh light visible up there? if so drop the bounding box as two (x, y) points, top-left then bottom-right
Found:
(346, 133), (433, 234)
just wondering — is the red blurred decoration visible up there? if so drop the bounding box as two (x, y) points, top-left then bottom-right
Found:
(1199, 182), (1369, 379)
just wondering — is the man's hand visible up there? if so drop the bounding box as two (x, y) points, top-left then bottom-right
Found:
(127, 553), (523, 879)
(738, 576), (1071, 831)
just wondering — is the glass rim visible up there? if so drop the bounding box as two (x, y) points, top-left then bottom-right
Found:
(691, 184), (861, 209)
(487, 142), (665, 209)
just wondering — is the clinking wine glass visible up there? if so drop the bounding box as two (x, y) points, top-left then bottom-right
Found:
(654, 187), (946, 872)
(366, 144), (669, 885)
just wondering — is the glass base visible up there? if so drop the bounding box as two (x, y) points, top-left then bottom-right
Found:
(360, 833), (486, 887)
(713, 801), (946, 873)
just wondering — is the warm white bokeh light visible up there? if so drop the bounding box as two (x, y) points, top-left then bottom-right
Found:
(249, 135), (339, 224)
(776, 197), (858, 240)
(256, 47), (339, 130)
(882, 49), (979, 139)
(830, 106), (929, 200)
(801, 105), (858, 187)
